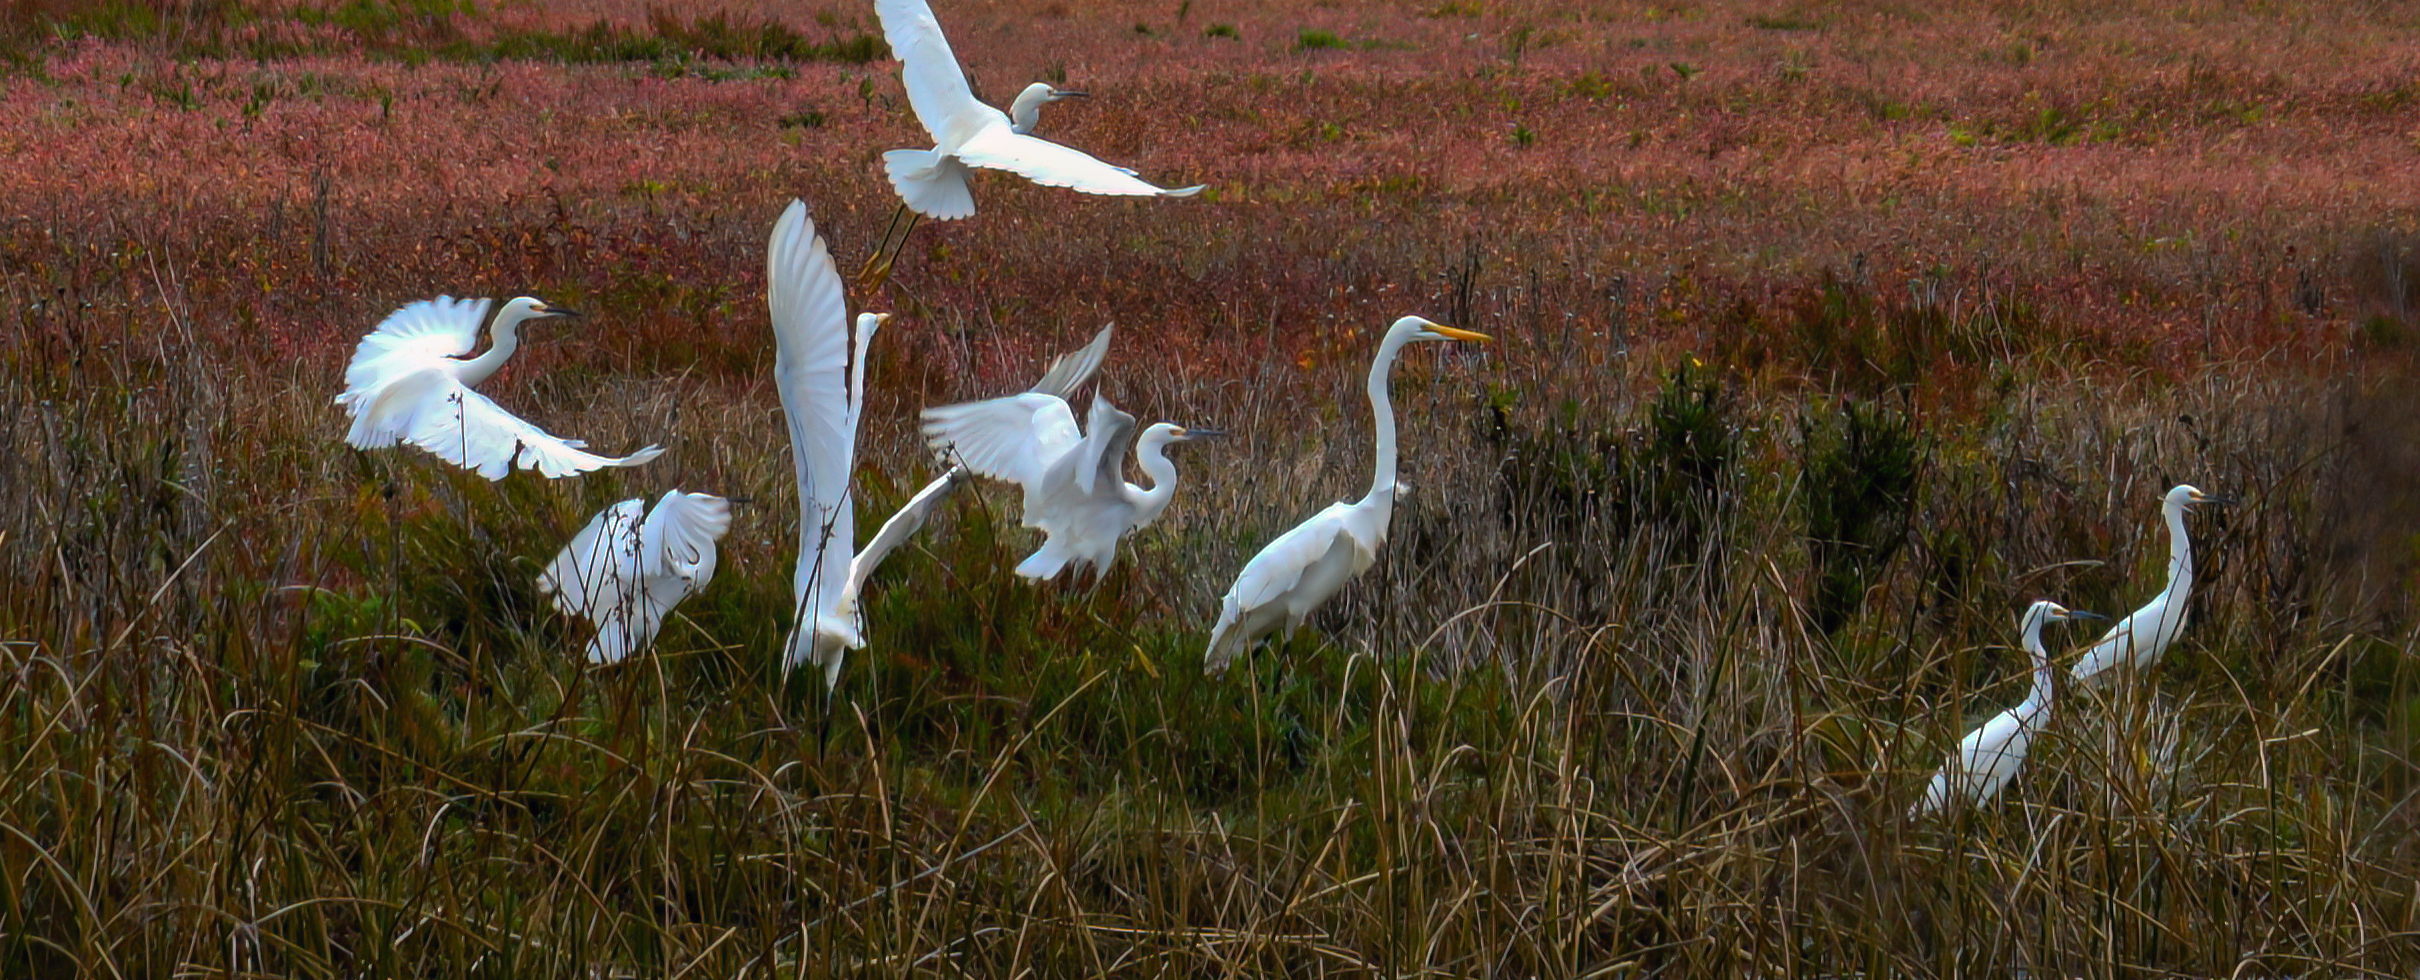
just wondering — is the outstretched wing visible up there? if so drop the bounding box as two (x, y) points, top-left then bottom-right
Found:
(768, 200), (858, 624)
(920, 392), (1081, 491)
(396, 369), (665, 480)
(341, 296), (492, 403)
(874, 0), (999, 146)
(848, 468), (967, 596)
(644, 490), (734, 583)
(538, 498), (651, 664)
(1072, 395), (1138, 497)
(1027, 323), (1115, 400)
(954, 127), (1204, 198)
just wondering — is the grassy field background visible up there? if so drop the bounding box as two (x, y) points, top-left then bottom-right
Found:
(3, 0), (2419, 975)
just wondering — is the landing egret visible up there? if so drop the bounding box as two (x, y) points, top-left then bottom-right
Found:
(337, 296), (665, 479)
(2069, 484), (2228, 682)
(860, 0), (1201, 285)
(1202, 316), (1491, 676)
(537, 490), (732, 664)
(766, 199), (967, 693)
(1911, 600), (2101, 817)
(921, 327), (1220, 581)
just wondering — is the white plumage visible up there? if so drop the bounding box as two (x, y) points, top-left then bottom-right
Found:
(1202, 316), (1491, 676)
(2069, 484), (2226, 682)
(873, 0), (1202, 221)
(335, 295), (664, 480)
(538, 491), (733, 664)
(1912, 600), (2097, 817)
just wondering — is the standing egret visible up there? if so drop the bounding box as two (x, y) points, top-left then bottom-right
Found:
(1912, 600), (2101, 817)
(1202, 316), (1491, 676)
(2068, 484), (2228, 682)
(337, 296), (665, 479)
(537, 490), (732, 664)
(921, 326), (1220, 581)
(859, 0), (1202, 285)
(766, 199), (967, 693)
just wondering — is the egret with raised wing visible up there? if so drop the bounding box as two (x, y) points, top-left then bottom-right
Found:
(538, 490), (732, 664)
(336, 296), (664, 479)
(1202, 316), (1490, 676)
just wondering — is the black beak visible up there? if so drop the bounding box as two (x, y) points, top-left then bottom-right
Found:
(2066, 610), (2108, 621)
(1181, 428), (1228, 441)
(2198, 495), (2234, 506)
(547, 306), (584, 318)
(1054, 90), (1090, 99)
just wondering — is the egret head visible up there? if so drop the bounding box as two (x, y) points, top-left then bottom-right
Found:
(1153, 424), (1226, 445)
(504, 296), (581, 320)
(1009, 83), (1088, 134)
(2167, 484), (2230, 509)
(857, 311), (892, 335)
(2020, 600), (2103, 634)
(1392, 315), (1494, 345)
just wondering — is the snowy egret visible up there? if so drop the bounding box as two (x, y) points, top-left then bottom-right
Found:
(859, 0), (1201, 286)
(2069, 484), (2229, 682)
(538, 490), (732, 664)
(337, 296), (664, 479)
(1911, 600), (2101, 817)
(1201, 316), (1490, 676)
(1009, 82), (1086, 136)
(921, 327), (1220, 581)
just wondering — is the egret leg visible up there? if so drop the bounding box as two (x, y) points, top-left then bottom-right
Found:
(854, 204), (921, 293)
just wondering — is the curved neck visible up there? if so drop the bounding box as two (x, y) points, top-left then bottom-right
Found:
(1365, 330), (1413, 500)
(2019, 614), (2055, 711)
(454, 307), (524, 387)
(1009, 92), (1044, 134)
(2162, 499), (2193, 593)
(1129, 435), (1180, 528)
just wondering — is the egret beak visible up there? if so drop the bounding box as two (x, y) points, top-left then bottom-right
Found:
(1176, 428), (1228, 442)
(873, 312), (894, 325)
(540, 305), (582, 318)
(2065, 609), (2108, 621)
(1053, 89), (1090, 100)
(1425, 323), (1494, 343)
(2194, 494), (2234, 506)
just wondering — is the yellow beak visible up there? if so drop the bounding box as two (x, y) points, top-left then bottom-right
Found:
(1427, 323), (1493, 343)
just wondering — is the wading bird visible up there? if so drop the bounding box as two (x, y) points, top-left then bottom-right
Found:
(1202, 316), (1490, 676)
(538, 491), (732, 664)
(921, 326), (1220, 581)
(1912, 600), (2101, 817)
(767, 199), (971, 695)
(2069, 484), (2228, 682)
(337, 296), (664, 479)
(859, 0), (1201, 285)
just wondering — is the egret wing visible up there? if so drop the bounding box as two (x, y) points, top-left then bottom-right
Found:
(539, 498), (646, 620)
(1072, 395), (1138, 497)
(1223, 504), (1357, 614)
(1027, 323), (1115, 400)
(645, 491), (734, 582)
(848, 468), (967, 596)
(768, 200), (859, 625)
(873, 0), (999, 145)
(341, 296), (493, 401)
(2070, 594), (2175, 680)
(953, 127), (1204, 198)
(400, 373), (665, 480)
(920, 392), (1080, 490)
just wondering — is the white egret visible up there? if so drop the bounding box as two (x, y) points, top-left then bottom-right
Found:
(337, 296), (664, 479)
(1201, 316), (1491, 676)
(537, 490), (732, 664)
(1009, 82), (1086, 136)
(2068, 484), (2228, 682)
(921, 326), (1220, 581)
(1911, 600), (2101, 817)
(766, 199), (970, 693)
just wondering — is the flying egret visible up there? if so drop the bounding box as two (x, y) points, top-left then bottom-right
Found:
(537, 490), (732, 664)
(766, 199), (970, 694)
(1911, 600), (2101, 817)
(1009, 82), (1086, 136)
(1202, 316), (1491, 676)
(336, 296), (665, 479)
(921, 326), (1220, 581)
(859, 0), (1202, 285)
(2068, 484), (2229, 682)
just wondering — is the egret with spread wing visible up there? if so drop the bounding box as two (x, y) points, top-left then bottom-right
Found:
(2069, 484), (2228, 683)
(767, 199), (966, 694)
(1202, 316), (1490, 676)
(860, 0), (1201, 286)
(1911, 600), (2100, 817)
(337, 296), (664, 479)
(922, 326), (1218, 581)
(539, 490), (733, 664)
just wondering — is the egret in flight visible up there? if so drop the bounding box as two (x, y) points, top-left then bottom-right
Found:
(1912, 600), (2101, 817)
(337, 296), (664, 479)
(860, 0), (1202, 285)
(538, 490), (733, 664)
(766, 199), (965, 694)
(2069, 484), (2228, 682)
(1202, 316), (1491, 676)
(921, 326), (1221, 581)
